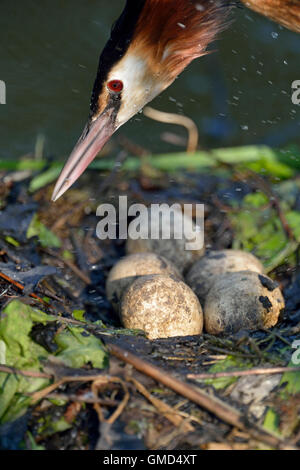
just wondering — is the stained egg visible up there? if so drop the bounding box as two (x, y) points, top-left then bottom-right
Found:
(106, 252), (181, 311)
(186, 250), (264, 305)
(203, 271), (285, 335)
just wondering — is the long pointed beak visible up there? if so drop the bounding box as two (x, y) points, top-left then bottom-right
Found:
(51, 108), (116, 201)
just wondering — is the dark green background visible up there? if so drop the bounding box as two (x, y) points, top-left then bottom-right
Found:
(0, 0), (299, 159)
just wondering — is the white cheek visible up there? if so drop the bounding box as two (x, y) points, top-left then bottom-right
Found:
(108, 54), (162, 125)
(110, 55), (146, 86)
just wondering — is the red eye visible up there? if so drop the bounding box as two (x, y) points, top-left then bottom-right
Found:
(107, 79), (124, 94)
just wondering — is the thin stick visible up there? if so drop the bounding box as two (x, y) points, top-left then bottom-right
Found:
(42, 247), (91, 285)
(91, 376), (129, 424)
(0, 363), (112, 394)
(0, 271), (47, 304)
(30, 374), (110, 402)
(62, 258), (91, 285)
(44, 393), (119, 406)
(127, 376), (194, 432)
(143, 106), (199, 153)
(187, 366), (300, 380)
(0, 364), (51, 379)
(106, 342), (297, 450)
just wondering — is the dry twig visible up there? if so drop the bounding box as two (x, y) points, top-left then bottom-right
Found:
(91, 376), (129, 424)
(187, 366), (300, 380)
(0, 364), (51, 379)
(0, 271), (47, 304)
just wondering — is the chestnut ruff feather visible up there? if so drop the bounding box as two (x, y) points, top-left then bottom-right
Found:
(131, 0), (234, 83)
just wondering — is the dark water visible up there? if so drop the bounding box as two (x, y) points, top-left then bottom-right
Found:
(0, 0), (299, 160)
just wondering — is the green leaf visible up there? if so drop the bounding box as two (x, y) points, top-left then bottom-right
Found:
(0, 300), (53, 423)
(286, 211), (300, 240)
(35, 412), (72, 437)
(1, 145), (299, 177)
(242, 192), (269, 208)
(141, 145), (298, 178)
(29, 166), (61, 193)
(5, 236), (20, 247)
(72, 310), (86, 322)
(229, 182), (300, 271)
(263, 408), (281, 436)
(203, 356), (252, 390)
(0, 159), (54, 172)
(0, 300), (108, 423)
(26, 431), (46, 450)
(55, 326), (108, 369)
(280, 361), (300, 396)
(27, 214), (61, 248)
(62, 250), (74, 261)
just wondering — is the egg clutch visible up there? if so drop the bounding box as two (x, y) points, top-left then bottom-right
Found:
(106, 207), (285, 340)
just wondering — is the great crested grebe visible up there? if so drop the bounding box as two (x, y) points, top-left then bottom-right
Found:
(51, 0), (300, 202)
